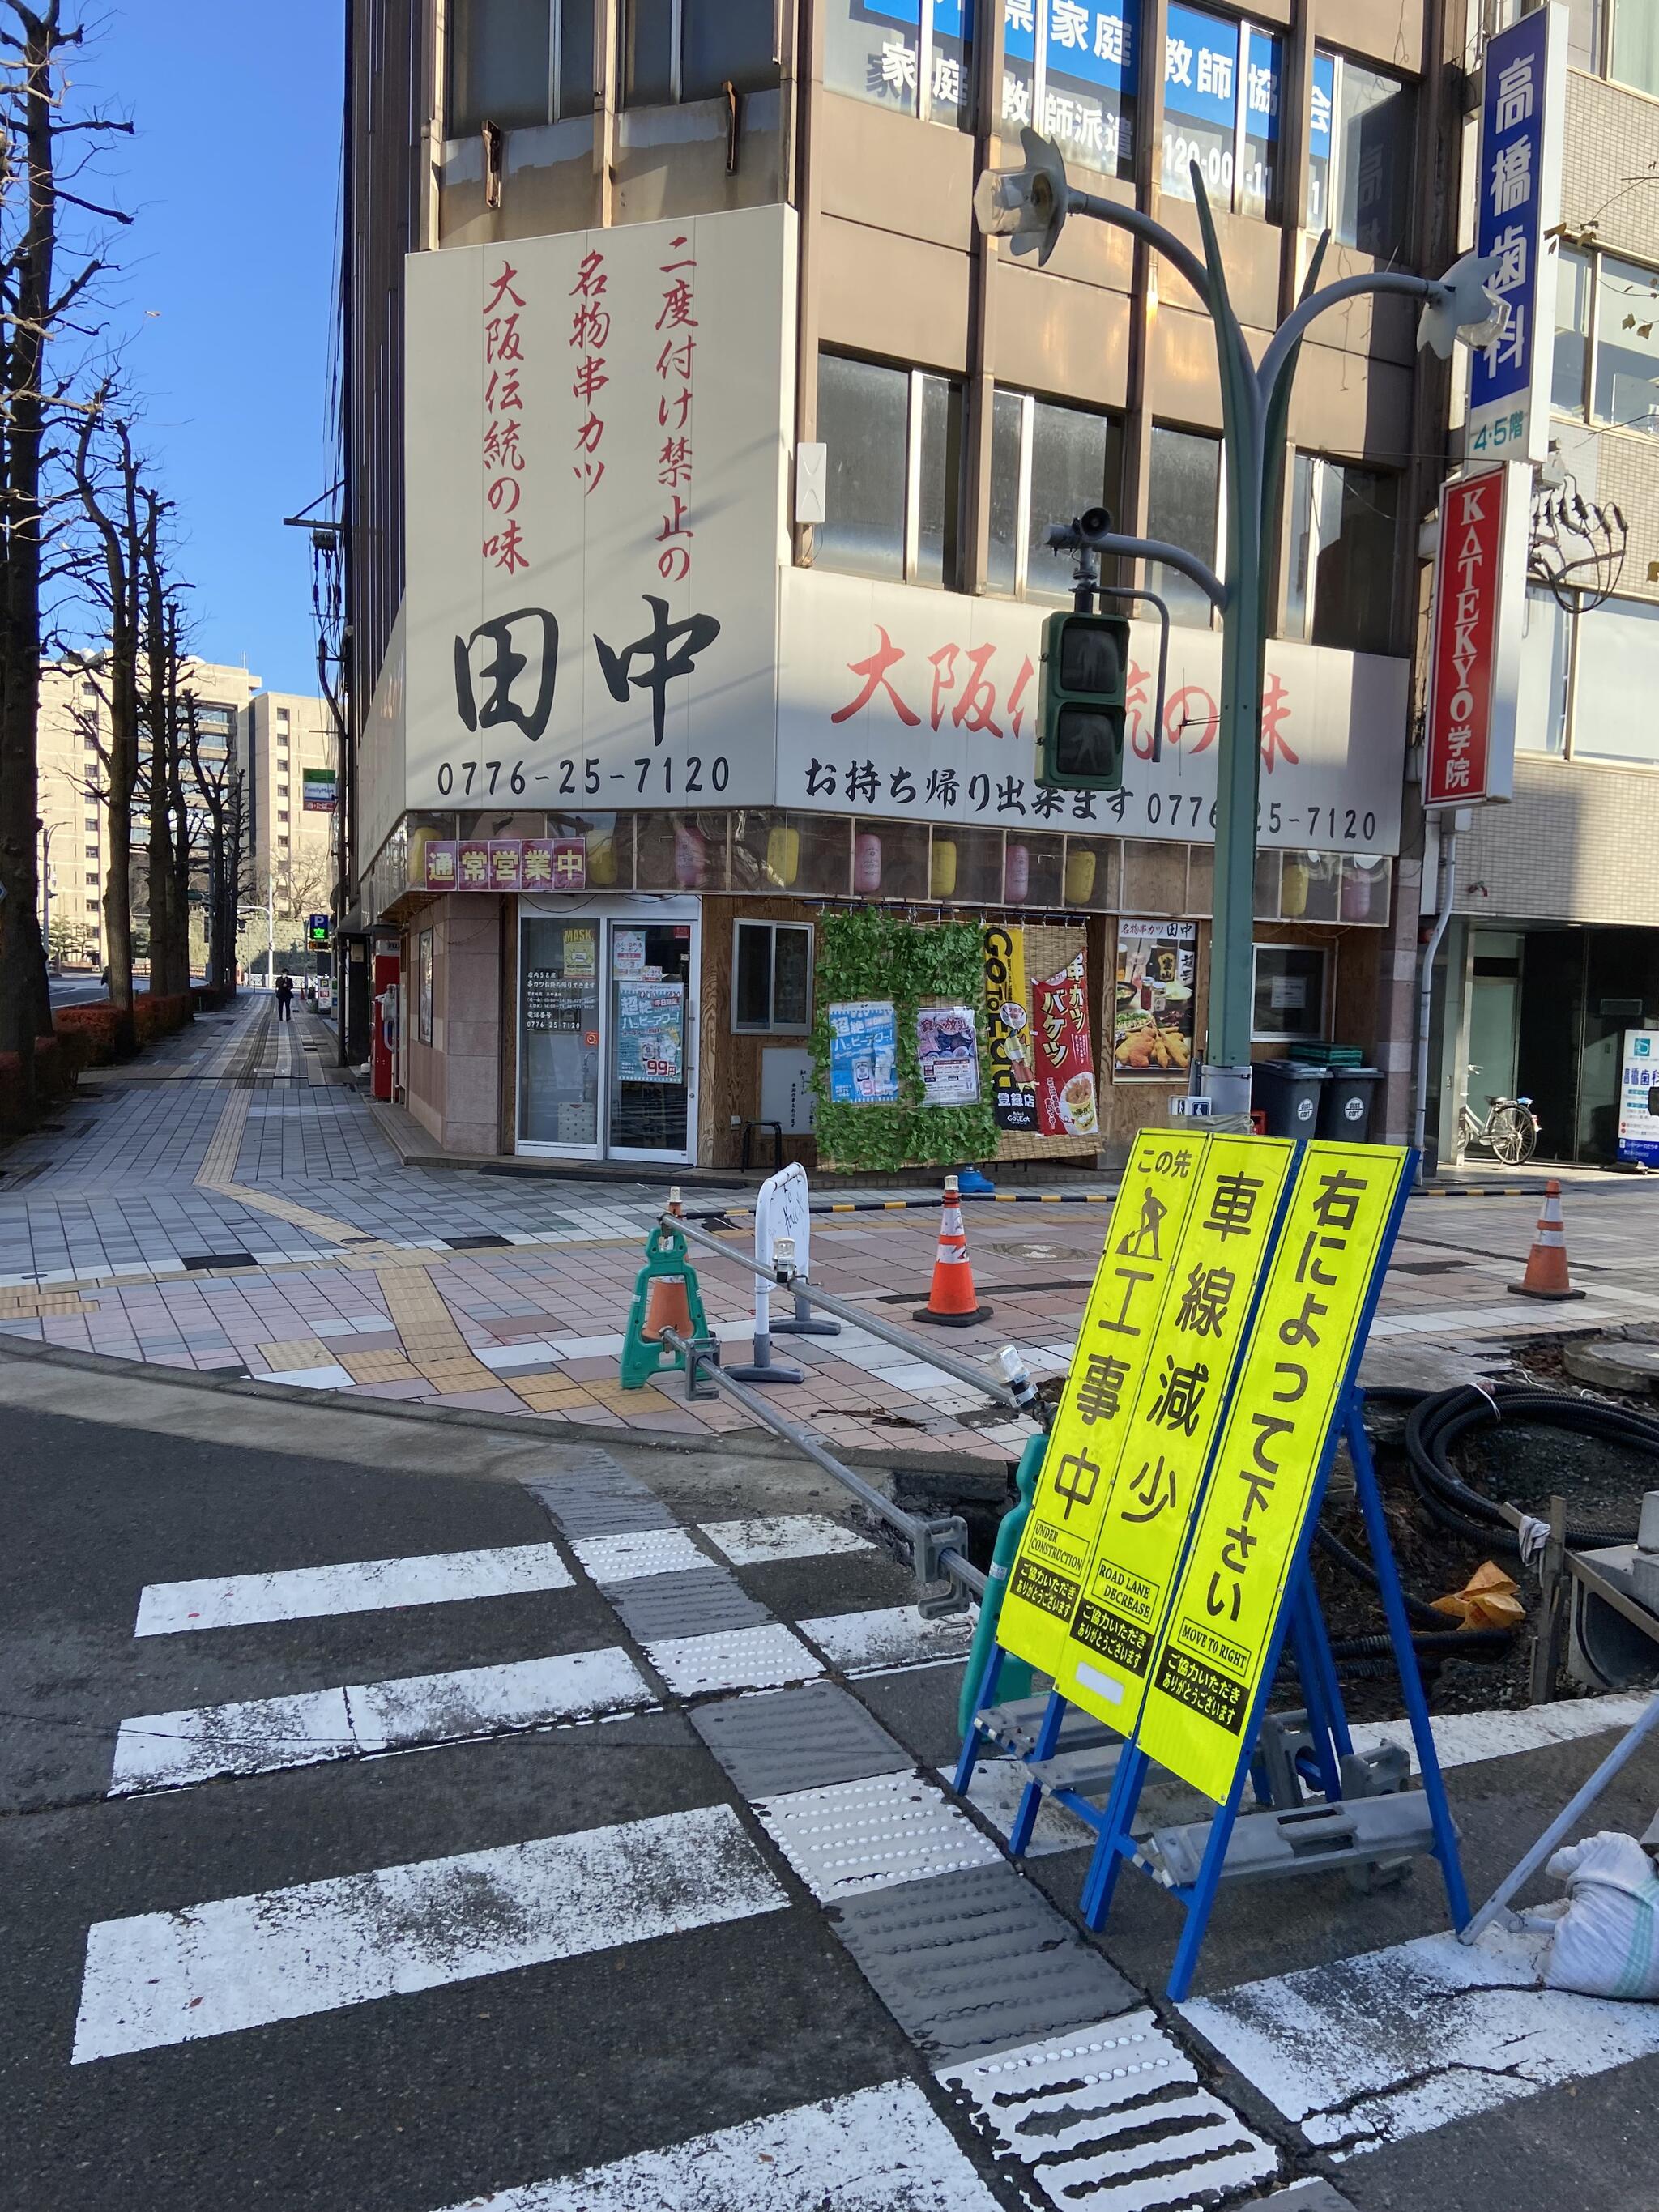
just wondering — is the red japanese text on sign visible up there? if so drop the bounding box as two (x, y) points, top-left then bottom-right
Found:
(482, 260), (529, 573)
(1424, 470), (1505, 805)
(653, 236), (697, 582)
(570, 248), (608, 497)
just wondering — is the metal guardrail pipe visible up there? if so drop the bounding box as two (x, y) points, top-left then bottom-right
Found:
(660, 1209), (1034, 1418)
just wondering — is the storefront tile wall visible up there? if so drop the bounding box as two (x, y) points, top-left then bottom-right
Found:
(1455, 756), (1659, 928)
(403, 897), (505, 1156)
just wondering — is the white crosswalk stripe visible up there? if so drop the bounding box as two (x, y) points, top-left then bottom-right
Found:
(134, 1542), (574, 1634)
(73, 1803), (786, 2061)
(800, 1604), (977, 1674)
(109, 1646), (655, 1794)
(699, 1514), (876, 1566)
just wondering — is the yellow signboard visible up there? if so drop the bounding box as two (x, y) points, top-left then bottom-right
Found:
(1055, 1135), (1295, 1731)
(1135, 1142), (1410, 1802)
(995, 1127), (1209, 1675)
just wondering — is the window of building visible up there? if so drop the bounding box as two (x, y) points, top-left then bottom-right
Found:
(1610, 0), (1659, 96)
(278, 837), (290, 852)
(83, 844), (99, 859)
(986, 390), (1125, 602)
(83, 735), (97, 751)
(1554, 245), (1592, 417)
(1285, 454), (1399, 656)
(1516, 587), (1571, 757)
(1252, 944), (1328, 1042)
(1145, 424), (1222, 628)
(446, 0), (595, 134)
(1307, 49), (1413, 261)
(732, 921), (813, 1033)
(1160, 5), (1282, 222)
(814, 352), (963, 588)
(624, 0), (778, 107)
(826, 0), (973, 130)
(84, 872), (99, 888)
(1594, 254), (1659, 430)
(1571, 592), (1659, 764)
(1002, 0), (1137, 181)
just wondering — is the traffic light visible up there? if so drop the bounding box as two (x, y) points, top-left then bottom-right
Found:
(1037, 608), (1128, 790)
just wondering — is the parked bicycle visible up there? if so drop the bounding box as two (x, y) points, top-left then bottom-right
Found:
(1457, 1067), (1540, 1165)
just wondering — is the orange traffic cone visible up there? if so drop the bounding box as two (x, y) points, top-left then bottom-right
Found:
(914, 1174), (992, 1328)
(1508, 1180), (1586, 1302)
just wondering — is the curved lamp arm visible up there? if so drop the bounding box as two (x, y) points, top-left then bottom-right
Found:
(1256, 270), (1438, 406)
(1063, 188), (1214, 313)
(1083, 531), (1225, 612)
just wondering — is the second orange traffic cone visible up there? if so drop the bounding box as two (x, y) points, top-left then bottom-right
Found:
(914, 1174), (992, 1328)
(1507, 1179), (1586, 1302)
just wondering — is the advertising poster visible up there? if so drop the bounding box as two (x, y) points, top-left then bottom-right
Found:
(983, 925), (1037, 1131)
(615, 980), (684, 1084)
(612, 927), (646, 978)
(1114, 920), (1196, 1076)
(1618, 1030), (1659, 1168)
(564, 926), (595, 978)
(917, 1004), (980, 1106)
(827, 999), (900, 1105)
(1034, 955), (1098, 1138)
(302, 767), (336, 812)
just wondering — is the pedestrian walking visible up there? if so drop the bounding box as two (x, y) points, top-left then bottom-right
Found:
(275, 969), (294, 1023)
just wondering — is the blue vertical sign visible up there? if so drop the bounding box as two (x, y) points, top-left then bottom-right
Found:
(1467, 5), (1564, 467)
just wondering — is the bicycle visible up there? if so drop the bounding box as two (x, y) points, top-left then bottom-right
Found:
(1457, 1066), (1541, 1166)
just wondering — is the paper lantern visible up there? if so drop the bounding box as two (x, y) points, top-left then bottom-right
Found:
(1064, 847), (1097, 905)
(930, 838), (957, 898)
(1004, 842), (1030, 902)
(587, 833), (618, 887)
(1281, 858), (1309, 918)
(766, 825), (800, 887)
(854, 832), (883, 895)
(674, 820), (707, 889)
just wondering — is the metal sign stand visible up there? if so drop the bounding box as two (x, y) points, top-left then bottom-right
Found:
(953, 1159), (1470, 2002)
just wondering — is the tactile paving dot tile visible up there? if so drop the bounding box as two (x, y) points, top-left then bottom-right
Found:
(608, 1567), (772, 1643)
(830, 1861), (1138, 2066)
(936, 2010), (1279, 2212)
(692, 1682), (914, 1798)
(643, 1622), (824, 1697)
(753, 1771), (1001, 1903)
(522, 1464), (679, 1539)
(570, 1528), (710, 1583)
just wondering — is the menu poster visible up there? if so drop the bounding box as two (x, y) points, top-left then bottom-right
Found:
(1114, 920), (1196, 1077)
(1034, 953), (1099, 1139)
(917, 1004), (981, 1107)
(827, 999), (900, 1105)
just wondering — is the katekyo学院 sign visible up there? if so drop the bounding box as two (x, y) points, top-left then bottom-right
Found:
(1423, 463), (1528, 808)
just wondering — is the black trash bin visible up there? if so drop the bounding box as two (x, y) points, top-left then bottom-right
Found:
(1318, 1067), (1384, 1142)
(1252, 1059), (1328, 1138)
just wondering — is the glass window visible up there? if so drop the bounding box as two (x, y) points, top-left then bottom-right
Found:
(1042, 0), (1137, 180)
(1252, 945), (1327, 1042)
(1516, 588), (1571, 757)
(1308, 50), (1413, 261)
(625, 0), (676, 104)
(1161, 4), (1281, 219)
(559, 0), (595, 113)
(1239, 24), (1281, 222)
(1554, 245), (1591, 418)
(1610, 0), (1659, 95)
(1286, 454), (1398, 655)
(1572, 593), (1659, 763)
(915, 374), (964, 590)
(985, 390), (1124, 601)
(826, 2), (974, 127)
(1593, 254), (1659, 429)
(816, 356), (908, 581)
(626, 0), (780, 106)
(1145, 424), (1221, 629)
(986, 387), (1024, 597)
(449, 0), (554, 134)
(733, 922), (813, 1033)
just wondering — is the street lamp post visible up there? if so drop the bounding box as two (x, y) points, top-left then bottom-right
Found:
(976, 130), (1503, 1120)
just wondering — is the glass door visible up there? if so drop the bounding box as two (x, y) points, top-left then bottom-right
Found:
(606, 920), (696, 1162)
(518, 916), (602, 1155)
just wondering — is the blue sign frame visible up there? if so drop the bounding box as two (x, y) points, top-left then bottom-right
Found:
(1468, 5), (1563, 465)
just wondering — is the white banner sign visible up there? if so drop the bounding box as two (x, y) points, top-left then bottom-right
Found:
(778, 570), (1408, 853)
(403, 206), (794, 814)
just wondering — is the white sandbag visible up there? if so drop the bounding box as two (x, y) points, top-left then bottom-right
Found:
(1539, 1831), (1659, 2001)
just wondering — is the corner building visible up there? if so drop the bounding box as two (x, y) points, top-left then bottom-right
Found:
(345, 0), (1463, 1169)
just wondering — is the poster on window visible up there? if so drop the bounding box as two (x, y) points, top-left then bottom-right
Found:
(1034, 955), (1099, 1138)
(827, 999), (900, 1105)
(916, 1004), (980, 1107)
(982, 925), (1038, 1131)
(1618, 1030), (1659, 1168)
(612, 927), (646, 978)
(1114, 921), (1197, 1077)
(615, 980), (684, 1084)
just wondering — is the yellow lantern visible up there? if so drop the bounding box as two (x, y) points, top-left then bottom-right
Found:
(1064, 847), (1097, 906)
(1281, 857), (1308, 918)
(930, 837), (957, 898)
(766, 825), (800, 886)
(587, 833), (618, 887)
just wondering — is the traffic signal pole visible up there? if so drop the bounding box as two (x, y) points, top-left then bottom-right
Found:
(975, 130), (1500, 1122)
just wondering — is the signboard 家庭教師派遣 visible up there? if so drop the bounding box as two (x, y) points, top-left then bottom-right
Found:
(916, 1004), (980, 1107)
(983, 925), (1037, 1132)
(1115, 920), (1196, 1078)
(1033, 954), (1098, 1140)
(1466, 3), (1565, 467)
(403, 206), (793, 816)
(826, 999), (900, 1106)
(1422, 464), (1529, 808)
(778, 569), (1410, 851)
(1134, 1143), (1409, 1802)
(1618, 1030), (1659, 1168)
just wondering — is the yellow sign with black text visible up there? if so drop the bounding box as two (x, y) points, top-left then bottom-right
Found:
(995, 1127), (1208, 1674)
(1054, 1136), (1295, 1732)
(1135, 1142), (1409, 1803)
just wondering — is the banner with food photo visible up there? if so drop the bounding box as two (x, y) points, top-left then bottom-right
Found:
(1034, 953), (1099, 1139)
(1114, 920), (1196, 1077)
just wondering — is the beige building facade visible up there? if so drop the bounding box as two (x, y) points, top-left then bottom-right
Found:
(239, 689), (341, 927)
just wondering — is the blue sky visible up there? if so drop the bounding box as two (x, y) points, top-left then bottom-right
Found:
(81, 1), (343, 695)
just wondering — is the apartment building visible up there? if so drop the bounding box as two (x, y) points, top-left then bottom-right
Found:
(239, 689), (341, 928)
(344, 0), (1468, 1166)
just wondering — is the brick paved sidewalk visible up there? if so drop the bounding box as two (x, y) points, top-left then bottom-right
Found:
(2, 991), (1658, 1459)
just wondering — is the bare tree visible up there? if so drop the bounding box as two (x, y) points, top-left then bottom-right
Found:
(136, 511), (190, 997)
(182, 688), (241, 995)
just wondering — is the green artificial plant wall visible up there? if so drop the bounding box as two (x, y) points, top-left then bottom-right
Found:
(810, 909), (1000, 1171)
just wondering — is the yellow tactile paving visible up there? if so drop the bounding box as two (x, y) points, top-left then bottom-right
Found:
(256, 1339), (334, 1370)
(0, 1291), (99, 1316)
(339, 1352), (424, 1383)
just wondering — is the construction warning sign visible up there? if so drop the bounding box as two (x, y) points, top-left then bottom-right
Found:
(995, 1128), (1206, 1675)
(1135, 1143), (1410, 1802)
(1054, 1136), (1295, 1730)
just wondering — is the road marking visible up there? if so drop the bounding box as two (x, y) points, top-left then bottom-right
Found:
(569, 1528), (710, 1583)
(938, 1759), (1094, 1856)
(430, 2079), (1002, 2210)
(1349, 1693), (1653, 1773)
(755, 1771), (1000, 1902)
(800, 1605), (977, 1675)
(109, 1647), (654, 1794)
(700, 1513), (877, 1565)
(72, 1802), (785, 2061)
(1181, 1925), (1659, 2159)
(940, 2010), (1279, 2212)
(643, 1622), (823, 1697)
(134, 1543), (574, 1635)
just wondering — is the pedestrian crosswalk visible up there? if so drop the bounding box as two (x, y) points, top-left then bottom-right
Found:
(134, 1541), (574, 1633)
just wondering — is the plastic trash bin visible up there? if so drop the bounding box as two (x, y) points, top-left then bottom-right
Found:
(1318, 1067), (1384, 1142)
(1252, 1060), (1328, 1137)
